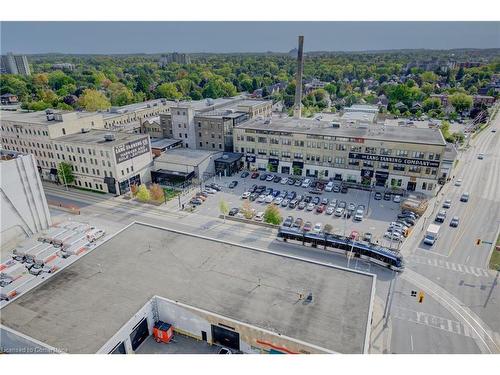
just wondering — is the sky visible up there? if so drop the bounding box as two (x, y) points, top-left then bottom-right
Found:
(1, 22), (499, 54)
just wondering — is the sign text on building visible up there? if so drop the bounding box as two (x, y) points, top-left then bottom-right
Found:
(114, 137), (150, 164)
(348, 153), (440, 168)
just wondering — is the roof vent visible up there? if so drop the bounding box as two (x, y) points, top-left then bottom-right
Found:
(104, 133), (116, 142)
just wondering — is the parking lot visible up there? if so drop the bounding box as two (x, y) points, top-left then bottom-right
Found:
(192, 171), (415, 249)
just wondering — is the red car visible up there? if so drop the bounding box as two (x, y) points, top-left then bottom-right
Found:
(350, 231), (360, 241)
(315, 205), (325, 214)
(251, 172), (260, 179)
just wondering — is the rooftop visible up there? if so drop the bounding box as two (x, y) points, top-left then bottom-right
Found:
(1, 110), (99, 125)
(150, 138), (182, 150)
(236, 116), (446, 146)
(53, 129), (149, 147)
(154, 148), (219, 167)
(102, 99), (173, 118)
(0, 223), (375, 354)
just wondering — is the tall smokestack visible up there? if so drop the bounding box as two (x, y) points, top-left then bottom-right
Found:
(293, 35), (304, 119)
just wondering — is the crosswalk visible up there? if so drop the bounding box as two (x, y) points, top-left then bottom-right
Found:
(392, 306), (473, 338)
(408, 255), (491, 277)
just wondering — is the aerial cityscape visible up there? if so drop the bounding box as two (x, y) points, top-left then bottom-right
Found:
(0, 18), (499, 361)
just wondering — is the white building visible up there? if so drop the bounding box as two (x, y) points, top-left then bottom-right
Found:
(0, 150), (51, 250)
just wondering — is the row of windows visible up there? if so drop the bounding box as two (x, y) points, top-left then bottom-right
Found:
(2, 137), (53, 150)
(1, 126), (49, 137)
(199, 142), (223, 149)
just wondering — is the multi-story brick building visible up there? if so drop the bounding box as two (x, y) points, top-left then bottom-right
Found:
(233, 117), (447, 195)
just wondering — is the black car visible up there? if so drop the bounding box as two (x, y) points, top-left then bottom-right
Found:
(240, 171), (249, 178)
(206, 183), (222, 191)
(340, 186), (348, 194)
(273, 175), (282, 183)
(383, 192), (391, 201)
(283, 216), (294, 227)
(249, 193), (259, 201)
(228, 180), (238, 188)
(265, 188), (273, 196)
(309, 188), (322, 195)
(249, 184), (257, 193)
(287, 191), (297, 200)
(228, 208), (239, 216)
(374, 192), (382, 200)
(259, 174), (267, 181)
(312, 196), (321, 205)
(303, 195), (312, 203)
(256, 185), (266, 194)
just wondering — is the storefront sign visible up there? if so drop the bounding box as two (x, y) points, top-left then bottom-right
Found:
(361, 169), (374, 178)
(348, 152), (440, 168)
(114, 137), (150, 164)
(245, 155), (256, 163)
(375, 171), (389, 179)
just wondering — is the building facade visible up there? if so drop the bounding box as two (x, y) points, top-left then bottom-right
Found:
(158, 53), (191, 66)
(233, 117), (447, 195)
(53, 130), (153, 195)
(0, 110), (105, 181)
(1, 53), (31, 76)
(0, 150), (52, 248)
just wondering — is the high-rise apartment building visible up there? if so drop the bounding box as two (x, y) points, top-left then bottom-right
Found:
(1, 53), (31, 76)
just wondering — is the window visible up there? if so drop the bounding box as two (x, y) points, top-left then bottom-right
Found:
(393, 164), (405, 171)
(409, 166), (421, 173)
(258, 137), (267, 143)
(179, 133), (182, 138)
(412, 151), (425, 159)
(380, 162), (390, 170)
(293, 153), (303, 159)
(336, 144), (347, 151)
(365, 147), (377, 154)
(380, 148), (392, 156)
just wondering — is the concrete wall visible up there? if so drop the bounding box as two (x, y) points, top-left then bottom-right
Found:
(0, 154), (51, 244)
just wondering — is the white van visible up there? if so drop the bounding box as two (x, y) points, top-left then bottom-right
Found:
(325, 181), (335, 192)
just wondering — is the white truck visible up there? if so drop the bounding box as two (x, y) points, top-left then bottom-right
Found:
(0, 260), (27, 282)
(29, 247), (61, 276)
(24, 243), (54, 265)
(12, 237), (41, 261)
(38, 227), (69, 244)
(0, 273), (36, 301)
(424, 224), (440, 246)
(61, 239), (89, 258)
(86, 228), (105, 242)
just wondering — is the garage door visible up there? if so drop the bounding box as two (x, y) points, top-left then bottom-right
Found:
(130, 318), (149, 351)
(211, 325), (240, 351)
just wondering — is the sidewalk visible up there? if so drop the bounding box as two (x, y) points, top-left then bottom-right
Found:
(369, 295), (392, 354)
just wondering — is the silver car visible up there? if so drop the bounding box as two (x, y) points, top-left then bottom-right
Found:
(306, 203), (315, 211)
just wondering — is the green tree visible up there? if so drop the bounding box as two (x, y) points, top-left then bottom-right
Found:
(420, 71), (439, 83)
(108, 82), (134, 106)
(78, 89), (111, 111)
(57, 162), (75, 187)
(263, 205), (282, 225)
(156, 82), (182, 100)
(219, 199), (229, 222)
(136, 184), (151, 202)
(449, 93), (473, 113)
(48, 71), (75, 91)
(422, 97), (442, 112)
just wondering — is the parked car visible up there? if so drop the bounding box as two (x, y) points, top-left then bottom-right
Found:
(383, 193), (392, 201)
(477, 153), (484, 160)
(306, 203), (315, 211)
(204, 188), (216, 194)
(257, 194), (266, 203)
(273, 176), (282, 183)
(338, 201), (346, 209)
(281, 177), (289, 185)
(297, 201), (307, 210)
(294, 179), (302, 187)
(450, 216), (460, 227)
(283, 216), (294, 227)
(329, 199), (337, 208)
(207, 183), (222, 191)
(312, 223), (322, 234)
(303, 221), (313, 232)
(240, 171), (249, 178)
(296, 195), (304, 202)
(289, 199), (298, 209)
(249, 193), (259, 201)
(326, 206), (335, 215)
(266, 174), (274, 181)
(254, 212), (264, 221)
(334, 207), (344, 217)
(374, 192), (382, 200)
(303, 195), (312, 203)
(309, 188), (322, 195)
(278, 190), (287, 198)
(241, 192), (251, 199)
(460, 192), (470, 202)
(354, 209), (364, 222)
(251, 172), (259, 179)
(301, 178), (312, 188)
(316, 205), (325, 214)
(287, 191), (297, 200)
(443, 199), (452, 209)
(249, 184), (258, 193)
(256, 185), (266, 194)
(325, 181), (335, 192)
(265, 195), (274, 203)
(281, 198), (290, 207)
(393, 195), (401, 203)
(340, 186), (348, 194)
(287, 178), (296, 186)
(384, 232), (402, 242)
(271, 190), (280, 197)
(312, 196), (320, 205)
(363, 232), (373, 242)
(332, 185), (341, 193)
(228, 180), (238, 188)
(292, 217), (303, 229)
(265, 188), (273, 196)
(350, 231), (360, 240)
(190, 198), (203, 205)
(228, 208), (239, 216)
(455, 178), (462, 186)
(322, 197), (330, 206)
(259, 174), (268, 181)
(274, 197), (283, 205)
(347, 202), (356, 211)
